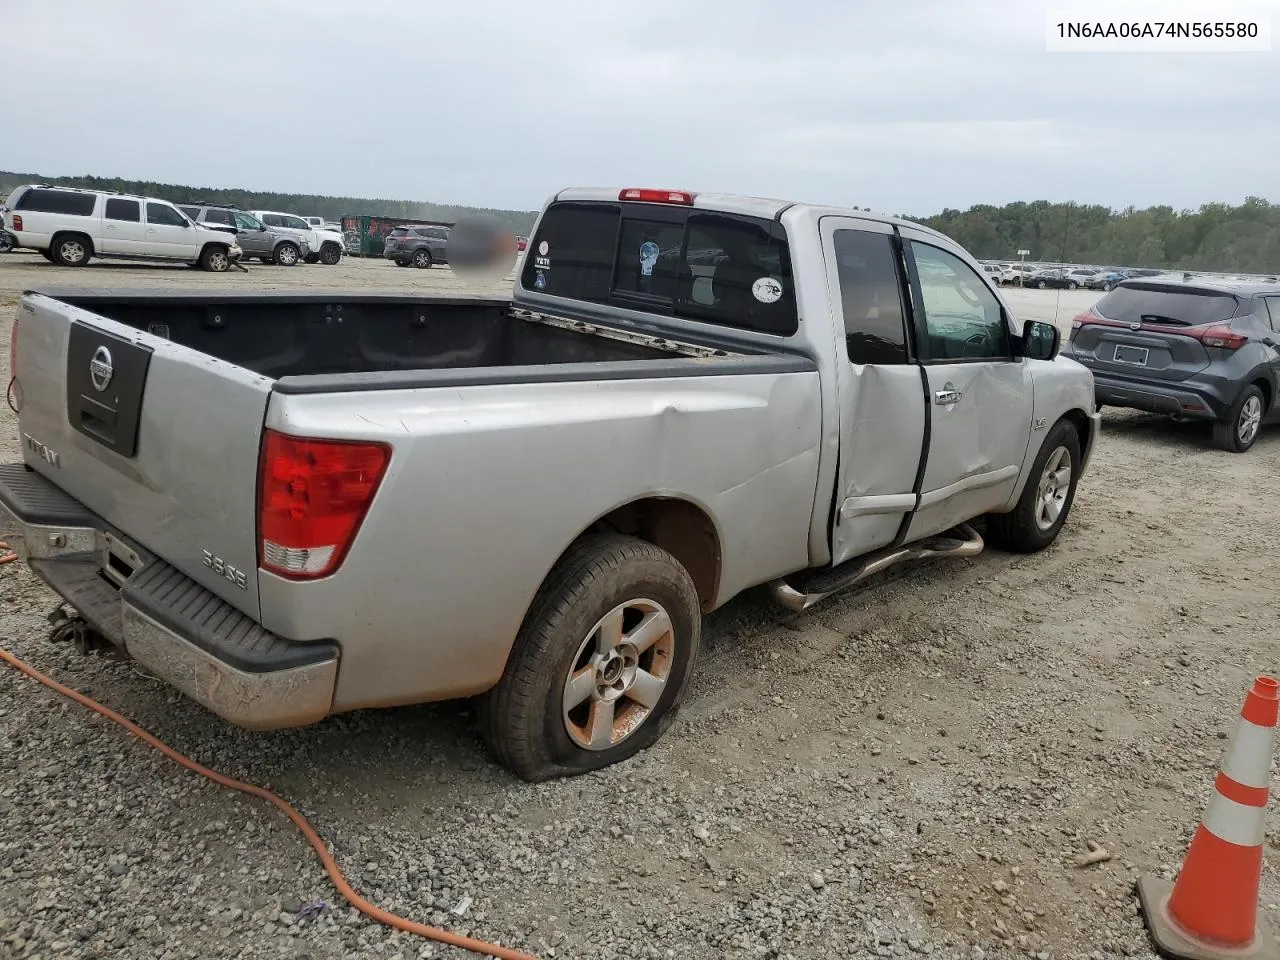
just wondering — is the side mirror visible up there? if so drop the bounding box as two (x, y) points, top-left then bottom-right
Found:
(258, 224), (268, 231)
(1022, 319), (1061, 361)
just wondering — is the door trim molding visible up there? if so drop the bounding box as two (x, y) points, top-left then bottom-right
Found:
(917, 464), (1019, 509)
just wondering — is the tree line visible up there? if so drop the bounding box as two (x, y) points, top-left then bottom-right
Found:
(905, 196), (1280, 274)
(0, 170), (540, 237)
(3, 170), (1275, 274)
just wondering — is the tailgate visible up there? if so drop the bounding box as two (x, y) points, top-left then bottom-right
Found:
(1071, 322), (1210, 381)
(13, 293), (271, 617)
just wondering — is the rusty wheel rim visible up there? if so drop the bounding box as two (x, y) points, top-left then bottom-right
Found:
(562, 598), (675, 751)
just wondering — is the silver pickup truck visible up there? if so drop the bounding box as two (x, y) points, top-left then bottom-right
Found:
(1, 187), (1100, 781)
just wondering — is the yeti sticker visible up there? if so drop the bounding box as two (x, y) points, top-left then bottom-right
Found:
(639, 241), (660, 278)
(752, 277), (783, 304)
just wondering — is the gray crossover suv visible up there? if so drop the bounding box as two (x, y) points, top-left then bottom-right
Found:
(1065, 278), (1280, 452)
(384, 225), (449, 268)
(178, 204), (309, 266)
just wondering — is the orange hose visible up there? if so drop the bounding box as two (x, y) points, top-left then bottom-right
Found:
(0, 645), (540, 960)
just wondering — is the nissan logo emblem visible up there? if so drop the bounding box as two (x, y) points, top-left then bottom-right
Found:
(1129, 322), (1142, 330)
(89, 346), (113, 393)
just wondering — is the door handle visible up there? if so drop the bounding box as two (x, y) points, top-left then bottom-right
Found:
(934, 387), (963, 405)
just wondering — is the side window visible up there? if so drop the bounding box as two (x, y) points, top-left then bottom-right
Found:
(234, 213), (262, 230)
(104, 198), (141, 222)
(262, 214), (283, 227)
(910, 242), (1010, 361)
(833, 230), (909, 365)
(178, 206), (201, 219)
(283, 216), (308, 230)
(145, 202), (188, 227)
(1264, 298), (1279, 332)
(15, 188), (98, 216)
(204, 209), (235, 226)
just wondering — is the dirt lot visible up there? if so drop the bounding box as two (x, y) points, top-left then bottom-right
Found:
(1, 251), (1278, 960)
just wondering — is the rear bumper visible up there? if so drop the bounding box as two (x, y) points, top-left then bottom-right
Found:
(0, 463), (339, 730)
(1092, 372), (1228, 420)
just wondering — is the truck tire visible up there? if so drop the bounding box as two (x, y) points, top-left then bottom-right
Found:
(304, 253), (320, 264)
(199, 245), (231, 273)
(51, 233), (92, 267)
(319, 242), (342, 265)
(479, 534), (702, 782)
(1212, 384), (1265, 453)
(40, 249), (56, 262)
(984, 419), (1081, 553)
(411, 249), (432, 269)
(273, 241), (300, 266)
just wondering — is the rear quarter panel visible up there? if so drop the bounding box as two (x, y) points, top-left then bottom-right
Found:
(260, 370), (822, 710)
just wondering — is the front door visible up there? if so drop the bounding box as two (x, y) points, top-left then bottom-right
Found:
(143, 201), (198, 259)
(897, 229), (1034, 541)
(233, 212), (270, 257)
(99, 197), (146, 255)
(822, 216), (928, 564)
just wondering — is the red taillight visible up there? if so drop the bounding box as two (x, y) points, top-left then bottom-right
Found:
(257, 430), (391, 580)
(618, 188), (695, 205)
(1196, 325), (1248, 350)
(11, 214), (22, 231)
(1069, 310), (1094, 337)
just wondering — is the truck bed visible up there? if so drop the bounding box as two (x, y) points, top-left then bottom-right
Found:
(38, 290), (733, 382)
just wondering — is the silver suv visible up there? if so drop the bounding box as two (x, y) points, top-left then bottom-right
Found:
(178, 204), (310, 266)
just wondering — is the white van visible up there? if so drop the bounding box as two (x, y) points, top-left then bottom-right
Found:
(4, 185), (242, 271)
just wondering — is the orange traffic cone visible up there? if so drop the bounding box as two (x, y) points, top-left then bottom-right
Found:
(1137, 676), (1280, 960)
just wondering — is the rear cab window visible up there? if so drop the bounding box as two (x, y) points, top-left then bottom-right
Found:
(521, 200), (798, 337)
(1094, 286), (1240, 326)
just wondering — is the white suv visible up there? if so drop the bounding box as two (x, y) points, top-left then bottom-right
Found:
(248, 210), (344, 265)
(4, 185), (242, 271)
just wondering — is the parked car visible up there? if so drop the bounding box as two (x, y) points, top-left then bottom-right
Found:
(1001, 263), (1037, 285)
(383, 224), (450, 268)
(1065, 269), (1098, 288)
(0, 185), (1098, 781)
(1089, 269), (1131, 291)
(981, 263), (1003, 284)
(1026, 268), (1074, 289)
(1065, 278), (1280, 452)
(247, 210), (344, 265)
(3, 185), (241, 271)
(179, 204), (309, 266)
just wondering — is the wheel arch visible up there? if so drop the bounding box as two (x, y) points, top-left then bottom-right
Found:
(551, 495), (724, 614)
(50, 230), (95, 255)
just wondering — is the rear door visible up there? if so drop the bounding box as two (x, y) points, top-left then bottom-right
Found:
(100, 198), (146, 255)
(1072, 285), (1236, 381)
(897, 229), (1033, 541)
(821, 216), (927, 563)
(143, 201), (198, 259)
(13, 295), (272, 616)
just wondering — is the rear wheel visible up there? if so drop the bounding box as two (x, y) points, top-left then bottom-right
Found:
(1213, 385), (1265, 453)
(479, 534), (702, 782)
(199, 245), (230, 273)
(319, 243), (342, 266)
(1036, 280), (1047, 289)
(51, 233), (91, 267)
(985, 419), (1081, 553)
(273, 241), (300, 266)
(411, 249), (432, 269)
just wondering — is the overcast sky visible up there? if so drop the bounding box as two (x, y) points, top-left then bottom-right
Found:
(5, 0), (1278, 216)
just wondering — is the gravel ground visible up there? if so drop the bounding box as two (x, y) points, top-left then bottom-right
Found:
(2, 251), (1279, 960)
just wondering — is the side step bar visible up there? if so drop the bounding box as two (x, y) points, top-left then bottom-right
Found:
(768, 523), (984, 613)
